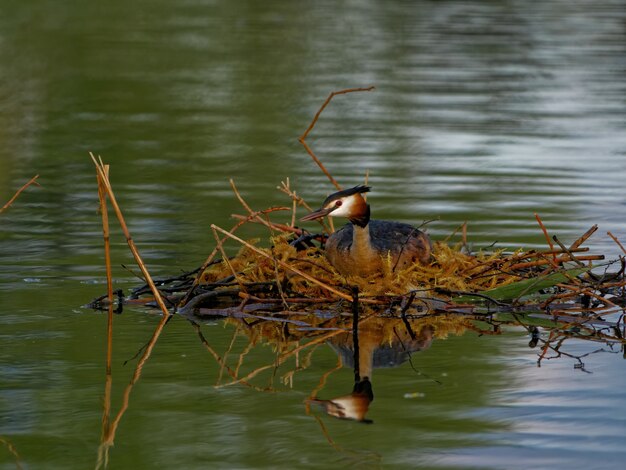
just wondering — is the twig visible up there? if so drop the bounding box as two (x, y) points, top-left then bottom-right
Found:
(472, 247), (590, 277)
(299, 86), (375, 190)
(211, 224), (356, 302)
(230, 214), (304, 234)
(607, 231), (626, 256)
(210, 225), (245, 289)
(0, 174), (40, 214)
(508, 254), (604, 271)
(570, 224), (598, 250)
(535, 213), (556, 262)
(179, 206), (291, 308)
(230, 178), (291, 228)
(537, 330), (557, 366)
(228, 184), (292, 307)
(90, 153), (170, 318)
(278, 178), (314, 212)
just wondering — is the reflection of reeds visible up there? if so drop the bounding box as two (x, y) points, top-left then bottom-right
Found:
(0, 436), (23, 470)
(91, 154), (173, 469)
(94, 162), (114, 469)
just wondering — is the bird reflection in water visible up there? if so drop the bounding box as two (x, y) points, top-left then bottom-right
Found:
(306, 318), (435, 423)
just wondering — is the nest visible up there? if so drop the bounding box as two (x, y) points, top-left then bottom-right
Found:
(101, 185), (624, 335)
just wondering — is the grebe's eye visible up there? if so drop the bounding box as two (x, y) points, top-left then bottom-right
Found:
(335, 200), (342, 207)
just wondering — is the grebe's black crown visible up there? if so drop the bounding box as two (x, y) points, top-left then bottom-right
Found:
(322, 185), (371, 207)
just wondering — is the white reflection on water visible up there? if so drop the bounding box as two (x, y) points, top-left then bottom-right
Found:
(427, 336), (626, 469)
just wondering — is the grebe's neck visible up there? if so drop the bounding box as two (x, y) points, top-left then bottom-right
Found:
(350, 209), (379, 273)
(348, 203), (370, 228)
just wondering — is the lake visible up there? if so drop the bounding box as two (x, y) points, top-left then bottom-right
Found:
(1, 1), (625, 469)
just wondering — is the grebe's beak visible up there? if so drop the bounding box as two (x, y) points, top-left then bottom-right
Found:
(300, 206), (335, 222)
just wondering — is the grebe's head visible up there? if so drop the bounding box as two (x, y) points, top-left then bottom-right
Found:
(301, 185), (370, 226)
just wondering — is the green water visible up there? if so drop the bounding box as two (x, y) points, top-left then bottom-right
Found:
(1, 1), (626, 469)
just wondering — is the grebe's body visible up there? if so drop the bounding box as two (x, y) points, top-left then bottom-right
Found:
(301, 185), (431, 277)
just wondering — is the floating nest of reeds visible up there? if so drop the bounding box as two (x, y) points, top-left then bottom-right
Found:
(108, 208), (624, 320)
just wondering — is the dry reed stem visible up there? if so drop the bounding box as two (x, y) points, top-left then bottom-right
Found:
(90, 153), (170, 318)
(94, 166), (116, 467)
(534, 213), (556, 262)
(580, 288), (621, 309)
(96, 167), (113, 303)
(229, 179), (290, 229)
(443, 221), (469, 243)
(230, 179), (292, 308)
(553, 235), (591, 268)
(270, 246), (290, 310)
(599, 279), (626, 289)
(278, 179), (315, 212)
(471, 247), (590, 278)
(508, 254), (604, 271)
(95, 166), (113, 469)
(278, 178), (333, 233)
(536, 247), (586, 285)
(91, 153), (178, 460)
(541, 289), (584, 307)
(179, 206), (291, 307)
(570, 224), (598, 250)
(210, 225), (245, 288)
(462, 222), (468, 249)
(230, 214), (303, 234)
(240, 292), (343, 304)
(291, 196), (297, 228)
(607, 231), (626, 256)
(95, 166), (115, 397)
(299, 86), (375, 191)
(211, 223), (356, 302)
(0, 174), (40, 214)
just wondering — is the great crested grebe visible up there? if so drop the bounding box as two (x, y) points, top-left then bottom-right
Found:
(301, 185), (431, 277)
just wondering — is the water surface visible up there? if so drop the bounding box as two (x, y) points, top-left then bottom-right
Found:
(1, 1), (625, 469)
